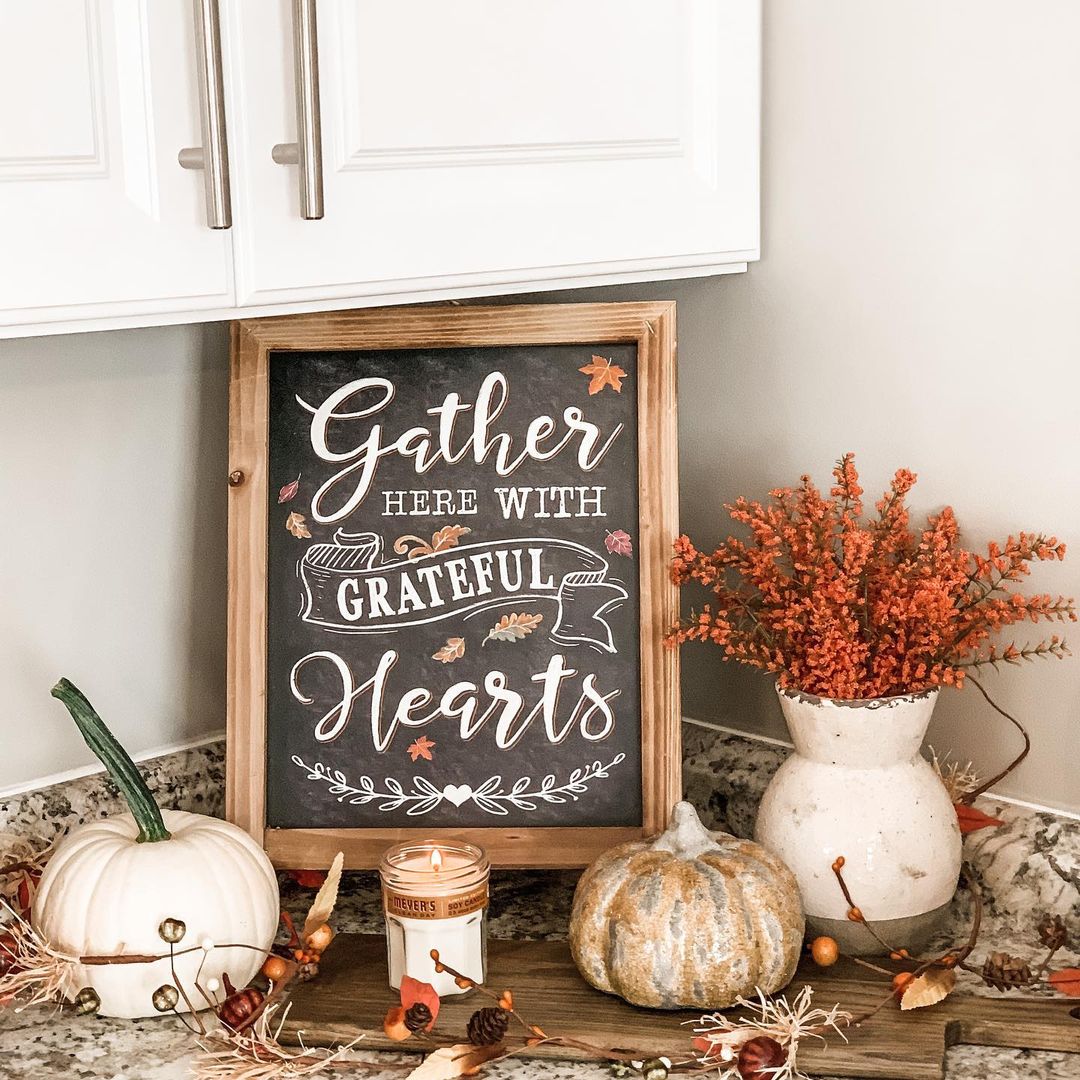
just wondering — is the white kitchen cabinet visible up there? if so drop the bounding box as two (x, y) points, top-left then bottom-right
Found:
(0, 0), (760, 337)
(0, 0), (235, 335)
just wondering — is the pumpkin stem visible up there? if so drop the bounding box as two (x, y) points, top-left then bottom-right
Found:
(51, 678), (171, 844)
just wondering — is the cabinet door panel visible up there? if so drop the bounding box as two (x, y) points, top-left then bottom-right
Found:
(0, 0), (234, 333)
(230, 0), (759, 305)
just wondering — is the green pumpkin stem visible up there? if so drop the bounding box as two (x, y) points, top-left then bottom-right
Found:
(51, 678), (171, 844)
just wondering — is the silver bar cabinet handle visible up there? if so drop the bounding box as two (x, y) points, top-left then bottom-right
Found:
(271, 0), (324, 220)
(178, 0), (232, 229)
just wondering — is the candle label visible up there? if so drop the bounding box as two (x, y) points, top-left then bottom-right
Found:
(383, 883), (489, 921)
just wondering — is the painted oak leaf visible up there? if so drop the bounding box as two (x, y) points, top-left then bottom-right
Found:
(482, 612), (544, 645)
(1048, 969), (1080, 996)
(578, 354), (627, 394)
(408, 735), (436, 762)
(394, 524), (471, 561)
(278, 475), (301, 503)
(432, 638), (466, 663)
(285, 511), (311, 538)
(604, 528), (633, 557)
(404, 1043), (505, 1080)
(954, 803), (1005, 835)
(900, 967), (956, 1010)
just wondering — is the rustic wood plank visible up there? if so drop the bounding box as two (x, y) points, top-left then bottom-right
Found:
(279, 935), (1080, 1079)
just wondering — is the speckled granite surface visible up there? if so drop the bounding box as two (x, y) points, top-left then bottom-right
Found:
(1, 724), (1077, 1079)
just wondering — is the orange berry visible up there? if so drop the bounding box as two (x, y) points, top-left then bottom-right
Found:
(846, 907), (863, 922)
(305, 923), (334, 953)
(892, 972), (914, 993)
(832, 856), (846, 871)
(810, 936), (840, 967)
(261, 955), (289, 983)
(941, 954), (957, 968)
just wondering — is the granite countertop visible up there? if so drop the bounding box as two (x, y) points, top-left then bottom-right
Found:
(1, 723), (1078, 1080)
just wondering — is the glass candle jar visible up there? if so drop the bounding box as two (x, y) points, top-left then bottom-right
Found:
(379, 839), (489, 997)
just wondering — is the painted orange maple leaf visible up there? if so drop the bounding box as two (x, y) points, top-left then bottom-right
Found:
(407, 735), (436, 762)
(578, 355), (627, 395)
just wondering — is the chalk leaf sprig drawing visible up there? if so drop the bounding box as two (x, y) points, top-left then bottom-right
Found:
(285, 511), (311, 539)
(432, 637), (466, 663)
(394, 524), (471, 561)
(482, 612), (544, 645)
(291, 754), (626, 817)
(578, 354), (627, 395)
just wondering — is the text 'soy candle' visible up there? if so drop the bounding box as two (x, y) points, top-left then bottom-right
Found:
(380, 840), (489, 997)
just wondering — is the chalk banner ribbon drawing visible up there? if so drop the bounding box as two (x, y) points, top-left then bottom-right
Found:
(300, 531), (628, 652)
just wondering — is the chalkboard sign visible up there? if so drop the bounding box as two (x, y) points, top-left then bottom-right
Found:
(227, 304), (680, 868)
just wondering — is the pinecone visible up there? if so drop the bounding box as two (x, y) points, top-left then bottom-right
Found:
(466, 1006), (509, 1046)
(1036, 913), (1070, 951)
(404, 1002), (433, 1033)
(981, 951), (1032, 991)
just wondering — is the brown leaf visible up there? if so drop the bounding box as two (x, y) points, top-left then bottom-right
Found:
(285, 511), (311, 539)
(1048, 968), (1080, 996)
(404, 1043), (505, 1080)
(302, 851), (343, 940)
(482, 612), (544, 645)
(433, 638), (466, 664)
(900, 967), (957, 1010)
(955, 803), (1005, 834)
(277, 476), (300, 503)
(430, 524), (471, 553)
(578, 354), (627, 395)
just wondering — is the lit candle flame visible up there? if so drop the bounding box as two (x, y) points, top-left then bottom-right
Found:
(430, 848), (443, 872)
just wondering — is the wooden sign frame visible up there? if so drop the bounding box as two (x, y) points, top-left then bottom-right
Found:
(227, 303), (680, 869)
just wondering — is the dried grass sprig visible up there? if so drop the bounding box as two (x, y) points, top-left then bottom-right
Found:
(693, 986), (851, 1079)
(0, 900), (76, 1009)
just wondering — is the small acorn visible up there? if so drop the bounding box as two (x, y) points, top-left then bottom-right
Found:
(73, 986), (101, 1015)
(217, 983), (265, 1028)
(152, 984), (180, 1012)
(157, 917), (187, 945)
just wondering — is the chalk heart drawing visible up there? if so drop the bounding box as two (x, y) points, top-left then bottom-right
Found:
(298, 530), (627, 652)
(291, 754), (627, 817)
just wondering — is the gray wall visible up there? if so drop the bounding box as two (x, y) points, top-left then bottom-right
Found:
(2, 1), (1078, 810)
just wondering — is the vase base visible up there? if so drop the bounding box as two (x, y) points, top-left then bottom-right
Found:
(806, 901), (952, 957)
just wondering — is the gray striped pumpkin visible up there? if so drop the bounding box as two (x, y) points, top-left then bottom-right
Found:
(569, 802), (804, 1009)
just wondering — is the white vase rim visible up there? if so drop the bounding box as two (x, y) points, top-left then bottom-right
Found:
(775, 682), (939, 710)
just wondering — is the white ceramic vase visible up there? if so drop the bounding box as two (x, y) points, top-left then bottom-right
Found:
(755, 684), (961, 954)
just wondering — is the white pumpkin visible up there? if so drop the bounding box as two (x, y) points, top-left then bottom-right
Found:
(32, 680), (279, 1019)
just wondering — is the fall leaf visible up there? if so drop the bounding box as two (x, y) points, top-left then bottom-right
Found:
(604, 529), (633, 557)
(278, 475), (300, 503)
(578, 354), (627, 395)
(433, 638), (466, 663)
(302, 851), (343, 940)
(1048, 968), (1080, 996)
(285, 511), (311, 538)
(408, 735), (436, 762)
(286, 869), (326, 889)
(401, 976), (440, 1027)
(900, 967), (957, 1010)
(482, 612), (544, 645)
(394, 524), (471, 560)
(955, 803), (1006, 834)
(404, 1043), (505, 1080)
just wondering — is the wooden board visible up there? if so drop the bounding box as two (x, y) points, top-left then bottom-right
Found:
(279, 934), (1080, 1079)
(227, 303), (681, 869)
